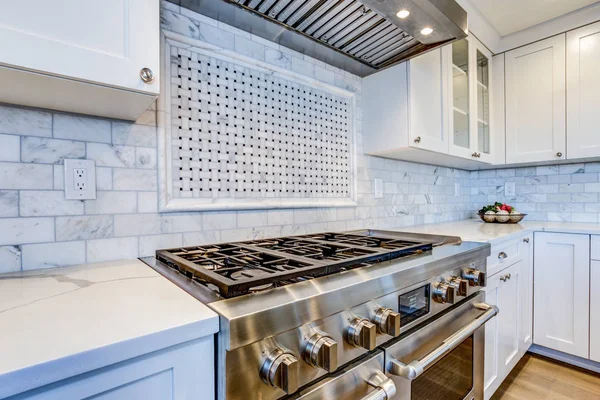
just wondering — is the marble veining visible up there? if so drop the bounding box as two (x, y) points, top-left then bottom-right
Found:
(0, 259), (218, 399)
(0, 106), (52, 137)
(0, 245), (21, 274)
(55, 215), (114, 241)
(21, 137), (85, 164)
(0, 190), (18, 217)
(87, 143), (136, 168)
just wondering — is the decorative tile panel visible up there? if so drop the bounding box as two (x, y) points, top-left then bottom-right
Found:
(159, 33), (357, 211)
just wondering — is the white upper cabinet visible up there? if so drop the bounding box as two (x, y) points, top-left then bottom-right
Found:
(472, 38), (493, 163)
(567, 21), (600, 159)
(363, 39), (497, 170)
(533, 232), (589, 358)
(505, 34), (566, 164)
(447, 38), (473, 160)
(0, 0), (159, 120)
(447, 35), (493, 163)
(409, 48), (449, 154)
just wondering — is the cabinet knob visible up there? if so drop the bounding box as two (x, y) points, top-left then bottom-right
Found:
(140, 67), (155, 83)
(413, 136), (421, 143)
(260, 349), (299, 394)
(347, 318), (377, 350)
(498, 251), (508, 260)
(374, 307), (401, 337)
(556, 152), (563, 157)
(523, 237), (530, 243)
(303, 333), (338, 372)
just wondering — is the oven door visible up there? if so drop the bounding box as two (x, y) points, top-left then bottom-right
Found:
(287, 350), (396, 400)
(382, 291), (498, 400)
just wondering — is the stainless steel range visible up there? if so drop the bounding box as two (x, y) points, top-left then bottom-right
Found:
(141, 230), (496, 400)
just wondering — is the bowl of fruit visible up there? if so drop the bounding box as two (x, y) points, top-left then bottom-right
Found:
(477, 202), (527, 224)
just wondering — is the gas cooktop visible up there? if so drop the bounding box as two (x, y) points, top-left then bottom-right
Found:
(155, 230), (448, 298)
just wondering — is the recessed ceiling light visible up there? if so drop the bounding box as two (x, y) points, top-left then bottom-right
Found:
(396, 9), (410, 19)
(421, 27), (433, 35)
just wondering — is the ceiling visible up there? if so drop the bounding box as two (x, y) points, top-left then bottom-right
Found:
(470, 0), (600, 36)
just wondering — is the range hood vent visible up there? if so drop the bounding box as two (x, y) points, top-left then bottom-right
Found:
(177, 0), (468, 77)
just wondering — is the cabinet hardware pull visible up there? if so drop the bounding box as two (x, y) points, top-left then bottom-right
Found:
(413, 137), (421, 143)
(472, 152), (478, 158)
(140, 68), (154, 83)
(556, 152), (563, 157)
(523, 238), (530, 243)
(498, 251), (508, 260)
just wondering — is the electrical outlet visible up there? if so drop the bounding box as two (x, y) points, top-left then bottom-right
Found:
(505, 181), (516, 197)
(64, 159), (96, 200)
(374, 178), (383, 199)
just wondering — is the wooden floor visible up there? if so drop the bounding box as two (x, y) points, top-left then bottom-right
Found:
(491, 353), (600, 400)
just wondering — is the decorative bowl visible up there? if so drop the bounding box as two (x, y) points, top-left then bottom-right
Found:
(477, 212), (527, 224)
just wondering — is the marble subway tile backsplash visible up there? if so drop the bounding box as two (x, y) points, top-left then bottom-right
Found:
(0, 2), (472, 273)
(470, 164), (600, 222)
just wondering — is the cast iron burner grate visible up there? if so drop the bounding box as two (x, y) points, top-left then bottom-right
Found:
(156, 231), (433, 298)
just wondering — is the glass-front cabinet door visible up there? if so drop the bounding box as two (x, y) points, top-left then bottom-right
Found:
(448, 38), (472, 159)
(446, 35), (493, 163)
(472, 37), (493, 163)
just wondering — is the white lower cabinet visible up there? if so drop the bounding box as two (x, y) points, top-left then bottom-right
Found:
(591, 260), (600, 363)
(484, 234), (532, 400)
(533, 232), (590, 358)
(10, 337), (214, 400)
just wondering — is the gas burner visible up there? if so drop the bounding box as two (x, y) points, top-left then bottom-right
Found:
(157, 231), (434, 298)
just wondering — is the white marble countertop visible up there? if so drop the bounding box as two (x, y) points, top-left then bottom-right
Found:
(406, 219), (600, 243)
(0, 259), (219, 398)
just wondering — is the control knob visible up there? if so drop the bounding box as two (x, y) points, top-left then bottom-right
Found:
(462, 268), (486, 287)
(448, 276), (469, 297)
(374, 307), (401, 337)
(347, 318), (377, 350)
(433, 282), (455, 304)
(303, 333), (338, 372)
(259, 349), (299, 394)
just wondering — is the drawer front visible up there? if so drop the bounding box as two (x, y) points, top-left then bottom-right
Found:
(487, 236), (528, 277)
(592, 235), (600, 260)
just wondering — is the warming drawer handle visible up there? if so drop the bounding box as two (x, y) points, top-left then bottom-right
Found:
(361, 371), (397, 400)
(387, 303), (499, 381)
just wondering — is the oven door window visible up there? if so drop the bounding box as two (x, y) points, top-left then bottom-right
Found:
(411, 335), (474, 400)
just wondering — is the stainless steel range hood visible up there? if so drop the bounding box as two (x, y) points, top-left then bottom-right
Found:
(176, 0), (467, 77)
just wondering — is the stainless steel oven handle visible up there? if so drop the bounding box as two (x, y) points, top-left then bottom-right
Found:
(387, 302), (499, 381)
(361, 371), (397, 400)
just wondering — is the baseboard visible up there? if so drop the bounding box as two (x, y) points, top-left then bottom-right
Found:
(529, 344), (600, 374)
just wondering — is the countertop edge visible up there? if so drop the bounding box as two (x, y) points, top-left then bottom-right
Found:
(0, 315), (218, 399)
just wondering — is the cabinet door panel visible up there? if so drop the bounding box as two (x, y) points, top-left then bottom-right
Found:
(483, 274), (500, 398)
(519, 235), (533, 351)
(567, 21), (600, 159)
(505, 35), (566, 163)
(409, 49), (449, 153)
(0, 0), (159, 94)
(497, 263), (521, 373)
(533, 232), (589, 358)
(591, 260), (600, 362)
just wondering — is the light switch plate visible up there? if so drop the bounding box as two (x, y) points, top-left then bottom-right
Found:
(374, 178), (383, 199)
(505, 182), (516, 197)
(64, 159), (96, 200)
